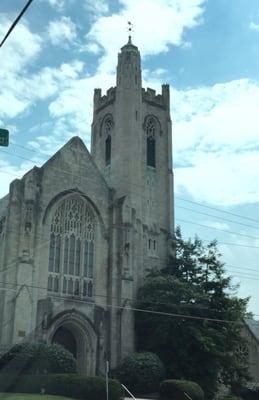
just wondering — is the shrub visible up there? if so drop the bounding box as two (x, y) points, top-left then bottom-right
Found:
(159, 379), (204, 400)
(0, 374), (123, 400)
(238, 382), (259, 400)
(114, 352), (166, 395)
(0, 342), (76, 374)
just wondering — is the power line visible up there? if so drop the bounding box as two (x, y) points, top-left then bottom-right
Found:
(0, 281), (247, 325)
(1, 147), (259, 239)
(0, 144), (257, 228)
(0, 0), (35, 48)
(226, 264), (259, 274)
(175, 196), (259, 225)
(1, 145), (259, 230)
(175, 204), (259, 230)
(176, 218), (259, 241)
(202, 238), (259, 249)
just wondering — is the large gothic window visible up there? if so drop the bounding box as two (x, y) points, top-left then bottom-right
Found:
(47, 195), (95, 299)
(146, 118), (156, 168)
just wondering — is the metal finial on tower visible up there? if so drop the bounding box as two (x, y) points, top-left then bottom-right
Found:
(127, 21), (133, 44)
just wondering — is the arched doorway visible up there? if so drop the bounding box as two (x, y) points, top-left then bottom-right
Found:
(48, 311), (97, 375)
(52, 326), (77, 359)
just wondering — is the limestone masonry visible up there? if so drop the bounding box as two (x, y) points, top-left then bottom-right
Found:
(0, 37), (174, 374)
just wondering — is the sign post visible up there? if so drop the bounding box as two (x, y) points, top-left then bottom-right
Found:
(106, 360), (109, 400)
(0, 129), (9, 147)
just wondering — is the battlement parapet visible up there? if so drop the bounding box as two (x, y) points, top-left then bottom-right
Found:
(94, 87), (116, 113)
(142, 84), (170, 110)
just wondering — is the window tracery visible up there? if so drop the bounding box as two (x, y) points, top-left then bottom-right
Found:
(47, 195), (95, 299)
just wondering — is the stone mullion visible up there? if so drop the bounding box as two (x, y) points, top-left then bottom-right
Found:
(59, 236), (65, 296)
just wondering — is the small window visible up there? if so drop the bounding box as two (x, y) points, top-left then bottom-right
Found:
(105, 135), (111, 165)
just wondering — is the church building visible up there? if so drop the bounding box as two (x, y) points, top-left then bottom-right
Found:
(0, 37), (174, 374)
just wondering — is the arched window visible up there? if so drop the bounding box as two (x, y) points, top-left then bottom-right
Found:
(47, 195), (95, 299)
(146, 118), (156, 168)
(105, 135), (111, 165)
(102, 116), (113, 166)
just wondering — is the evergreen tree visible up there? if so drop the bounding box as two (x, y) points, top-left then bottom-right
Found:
(136, 227), (251, 399)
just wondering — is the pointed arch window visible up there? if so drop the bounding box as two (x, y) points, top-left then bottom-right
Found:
(102, 116), (113, 166)
(47, 195), (95, 299)
(146, 118), (156, 168)
(105, 135), (111, 165)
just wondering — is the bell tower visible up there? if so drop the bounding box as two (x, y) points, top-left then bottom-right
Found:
(91, 35), (174, 234)
(91, 35), (174, 367)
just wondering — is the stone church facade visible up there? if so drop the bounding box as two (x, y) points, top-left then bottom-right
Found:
(0, 38), (174, 374)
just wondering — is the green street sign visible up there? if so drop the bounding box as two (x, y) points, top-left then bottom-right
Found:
(0, 129), (9, 147)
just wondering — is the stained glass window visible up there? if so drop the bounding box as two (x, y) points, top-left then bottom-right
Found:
(48, 195), (95, 298)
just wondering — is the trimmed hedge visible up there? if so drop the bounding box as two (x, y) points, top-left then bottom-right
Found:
(114, 352), (165, 394)
(0, 343), (76, 374)
(0, 374), (123, 400)
(159, 379), (204, 400)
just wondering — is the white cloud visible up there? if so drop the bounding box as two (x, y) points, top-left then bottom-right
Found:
(0, 15), (43, 118)
(249, 21), (259, 31)
(84, 0), (109, 16)
(47, 16), (77, 47)
(0, 158), (42, 199)
(172, 78), (259, 206)
(0, 58), (85, 120)
(48, 0), (67, 12)
(202, 221), (230, 231)
(0, 15), (42, 75)
(87, 0), (206, 73)
(80, 42), (102, 55)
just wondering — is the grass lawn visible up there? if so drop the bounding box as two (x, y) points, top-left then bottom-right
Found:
(0, 394), (74, 400)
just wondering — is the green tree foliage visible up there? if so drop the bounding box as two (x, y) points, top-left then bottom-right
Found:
(136, 227), (250, 399)
(114, 352), (165, 394)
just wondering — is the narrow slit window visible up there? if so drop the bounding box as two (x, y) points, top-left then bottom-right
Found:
(105, 135), (111, 165)
(146, 118), (156, 168)
(147, 136), (156, 167)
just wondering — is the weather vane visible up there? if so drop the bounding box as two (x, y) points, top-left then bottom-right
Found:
(127, 21), (134, 42)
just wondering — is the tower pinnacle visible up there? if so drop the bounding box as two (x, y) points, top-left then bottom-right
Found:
(117, 23), (141, 89)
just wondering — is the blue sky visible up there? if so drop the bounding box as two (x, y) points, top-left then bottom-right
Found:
(1, 0), (259, 316)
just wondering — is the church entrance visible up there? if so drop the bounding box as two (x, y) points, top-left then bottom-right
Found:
(48, 312), (97, 375)
(52, 326), (77, 359)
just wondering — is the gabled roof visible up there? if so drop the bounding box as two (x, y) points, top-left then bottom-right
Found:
(37, 136), (109, 188)
(245, 319), (259, 343)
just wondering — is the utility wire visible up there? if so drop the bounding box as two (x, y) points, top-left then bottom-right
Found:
(175, 204), (259, 230)
(175, 196), (259, 225)
(0, 0), (35, 48)
(176, 218), (259, 241)
(1, 147), (259, 235)
(0, 281), (248, 325)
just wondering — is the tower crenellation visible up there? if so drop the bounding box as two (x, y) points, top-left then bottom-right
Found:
(93, 87), (116, 114)
(142, 85), (170, 110)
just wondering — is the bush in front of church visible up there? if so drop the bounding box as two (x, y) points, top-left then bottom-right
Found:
(0, 342), (76, 374)
(237, 382), (259, 400)
(114, 351), (166, 395)
(159, 379), (204, 400)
